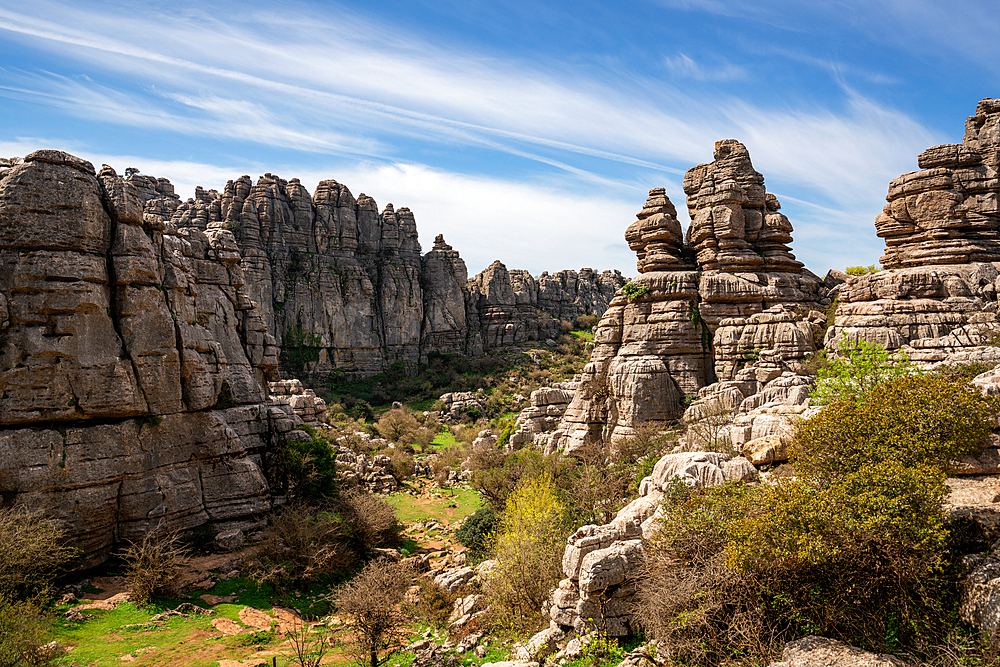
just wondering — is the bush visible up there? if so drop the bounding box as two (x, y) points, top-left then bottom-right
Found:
(254, 504), (355, 589)
(635, 373), (1000, 665)
(0, 593), (52, 667)
(406, 579), (457, 629)
(845, 264), (880, 275)
(376, 409), (419, 443)
(271, 433), (339, 502)
(792, 374), (999, 484)
(340, 490), (402, 551)
(455, 506), (497, 556)
(812, 338), (919, 405)
(384, 448), (414, 483)
(120, 530), (190, 605)
(482, 475), (570, 635)
(0, 507), (76, 600)
(333, 560), (412, 667)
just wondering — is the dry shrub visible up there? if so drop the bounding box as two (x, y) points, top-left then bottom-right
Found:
(383, 448), (414, 483)
(333, 560), (413, 667)
(0, 593), (53, 667)
(340, 490), (402, 551)
(254, 504), (355, 589)
(407, 579), (457, 629)
(120, 530), (190, 605)
(0, 506), (76, 599)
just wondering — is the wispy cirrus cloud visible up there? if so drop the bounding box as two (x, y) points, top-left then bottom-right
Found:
(0, 0), (948, 275)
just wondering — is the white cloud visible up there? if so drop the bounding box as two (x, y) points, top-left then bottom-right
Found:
(0, 0), (949, 277)
(663, 53), (747, 81)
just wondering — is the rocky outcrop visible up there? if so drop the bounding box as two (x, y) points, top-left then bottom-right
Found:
(768, 636), (904, 667)
(828, 99), (1000, 358)
(548, 451), (757, 636)
(509, 379), (580, 451)
(0, 151), (281, 565)
(127, 172), (624, 379)
(681, 350), (817, 463)
(268, 379), (327, 427)
(551, 144), (824, 454)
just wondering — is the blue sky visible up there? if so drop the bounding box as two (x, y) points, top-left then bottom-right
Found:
(0, 0), (997, 277)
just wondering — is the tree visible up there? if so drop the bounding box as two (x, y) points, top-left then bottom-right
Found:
(333, 560), (411, 667)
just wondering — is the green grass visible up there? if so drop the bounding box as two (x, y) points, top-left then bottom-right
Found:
(428, 430), (459, 450)
(570, 329), (594, 343)
(386, 487), (482, 525)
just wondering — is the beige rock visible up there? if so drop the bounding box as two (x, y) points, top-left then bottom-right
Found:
(769, 635), (904, 667)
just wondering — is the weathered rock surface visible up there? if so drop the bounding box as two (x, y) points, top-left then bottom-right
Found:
(127, 171), (624, 379)
(768, 636), (904, 667)
(828, 100), (1000, 358)
(0, 152), (281, 564)
(551, 145), (823, 454)
(509, 378), (580, 451)
(549, 450), (756, 636)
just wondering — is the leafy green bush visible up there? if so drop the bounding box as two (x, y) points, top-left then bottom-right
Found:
(845, 264), (880, 275)
(636, 374), (1000, 665)
(812, 338), (919, 404)
(622, 283), (649, 300)
(455, 506), (497, 555)
(270, 433), (339, 502)
(253, 504), (355, 589)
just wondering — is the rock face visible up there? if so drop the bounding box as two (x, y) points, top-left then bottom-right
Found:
(548, 451), (758, 636)
(127, 172), (625, 378)
(828, 100), (1000, 359)
(551, 145), (824, 454)
(768, 636), (904, 667)
(0, 151), (281, 564)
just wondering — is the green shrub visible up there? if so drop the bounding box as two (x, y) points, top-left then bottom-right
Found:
(845, 264), (880, 275)
(271, 433), (339, 502)
(622, 283), (649, 300)
(811, 338), (919, 405)
(481, 475), (570, 635)
(793, 374), (999, 484)
(636, 374), (1000, 664)
(455, 506), (497, 555)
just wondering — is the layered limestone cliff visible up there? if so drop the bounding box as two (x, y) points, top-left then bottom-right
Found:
(0, 151), (282, 565)
(125, 173), (624, 378)
(551, 143), (825, 454)
(828, 98), (1000, 361)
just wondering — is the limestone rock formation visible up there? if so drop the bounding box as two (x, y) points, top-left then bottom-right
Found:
(549, 451), (757, 636)
(550, 148), (823, 454)
(126, 169), (624, 378)
(508, 379), (580, 451)
(768, 636), (904, 667)
(828, 100), (1000, 358)
(0, 151), (281, 564)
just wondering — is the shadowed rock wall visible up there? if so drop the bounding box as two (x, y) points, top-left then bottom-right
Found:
(0, 151), (281, 565)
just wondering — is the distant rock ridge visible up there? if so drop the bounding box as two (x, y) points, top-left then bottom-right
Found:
(122, 172), (625, 378)
(550, 141), (828, 454)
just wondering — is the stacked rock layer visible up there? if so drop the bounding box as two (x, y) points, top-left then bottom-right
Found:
(551, 145), (826, 454)
(0, 151), (282, 564)
(828, 99), (1000, 361)
(129, 174), (625, 378)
